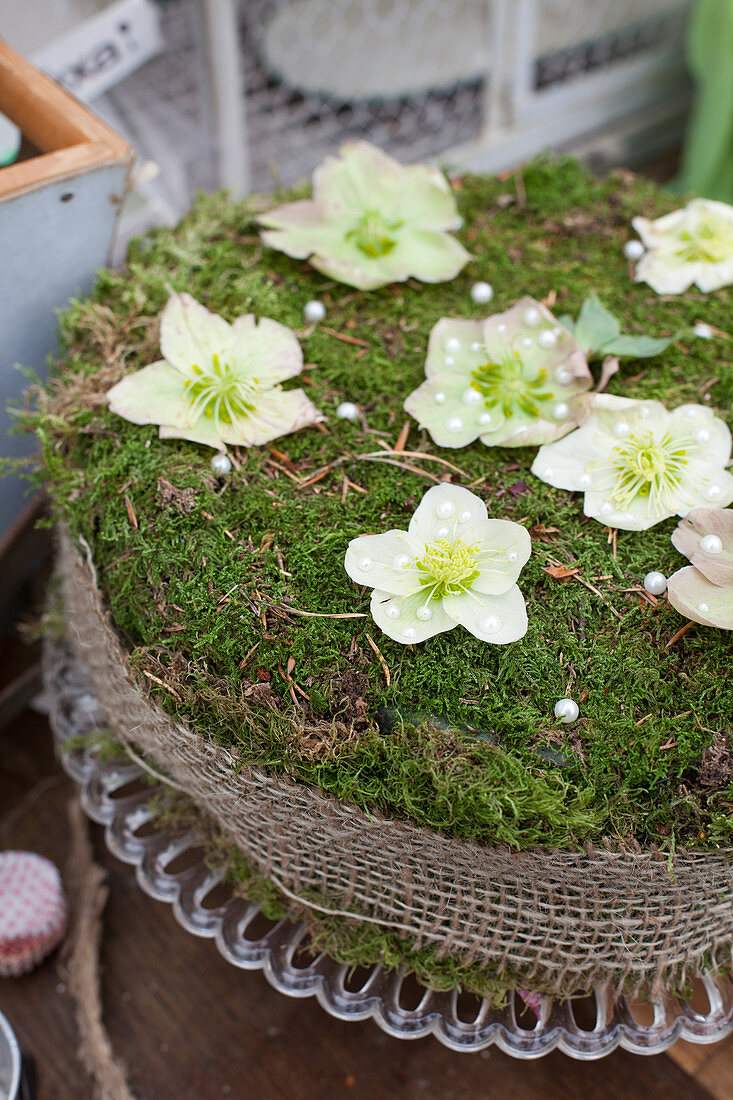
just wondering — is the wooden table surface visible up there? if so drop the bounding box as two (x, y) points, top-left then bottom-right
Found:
(1, 706), (731, 1100)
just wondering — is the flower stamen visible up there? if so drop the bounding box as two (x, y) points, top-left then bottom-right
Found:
(183, 353), (258, 431)
(608, 429), (696, 518)
(345, 209), (403, 258)
(471, 350), (554, 420)
(416, 537), (481, 598)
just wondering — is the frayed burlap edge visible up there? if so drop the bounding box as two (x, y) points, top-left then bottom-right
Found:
(58, 526), (733, 1000)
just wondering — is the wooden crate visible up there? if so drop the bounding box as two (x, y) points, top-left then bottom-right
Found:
(0, 39), (134, 532)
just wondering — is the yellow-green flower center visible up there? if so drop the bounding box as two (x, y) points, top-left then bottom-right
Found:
(610, 430), (692, 515)
(471, 351), (554, 418)
(416, 538), (480, 598)
(346, 210), (403, 258)
(675, 213), (733, 264)
(184, 353), (257, 428)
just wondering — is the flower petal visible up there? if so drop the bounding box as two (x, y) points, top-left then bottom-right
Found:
(398, 163), (462, 229)
(259, 203), (347, 261)
(229, 315), (303, 384)
(425, 318), (487, 379)
(470, 520), (532, 594)
(408, 484), (488, 544)
(667, 565), (733, 629)
(403, 374), (495, 449)
(159, 293), (233, 372)
(107, 361), (190, 426)
(695, 259), (733, 293)
(378, 227), (470, 284)
(345, 530), (423, 595)
(219, 388), (322, 447)
(634, 251), (697, 295)
(582, 487), (662, 531)
(313, 141), (404, 216)
(671, 508), (733, 586)
(370, 587), (454, 644)
(442, 585), (528, 644)
(668, 405), (732, 466)
(159, 418), (226, 450)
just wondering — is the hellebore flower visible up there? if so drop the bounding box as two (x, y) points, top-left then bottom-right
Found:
(107, 292), (322, 451)
(667, 508), (733, 629)
(403, 297), (592, 449)
(257, 141), (470, 290)
(344, 484), (531, 645)
(631, 198), (733, 294)
(531, 395), (733, 531)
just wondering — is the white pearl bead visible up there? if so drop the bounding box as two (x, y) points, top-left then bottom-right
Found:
(552, 402), (569, 420)
(446, 416), (464, 432)
(497, 323), (507, 334)
(434, 392), (446, 404)
(336, 401), (359, 421)
(694, 322), (713, 339)
(514, 426), (527, 436)
(210, 453), (232, 475)
(386, 604), (400, 619)
(701, 534), (723, 554)
(554, 366), (572, 385)
(393, 554), (411, 569)
(698, 603), (709, 613)
(707, 484), (722, 499)
(446, 337), (462, 352)
(685, 407), (699, 419)
(552, 327), (562, 337)
(538, 330), (557, 348)
(481, 615), (501, 634)
(462, 388), (481, 406)
(445, 356), (456, 367)
(478, 412), (492, 425)
(600, 501), (613, 515)
(508, 550), (518, 562)
(640, 406), (651, 419)
(554, 698), (579, 724)
(303, 299), (326, 322)
(416, 607), (432, 621)
(459, 510), (472, 522)
(471, 281), (494, 304)
(644, 571), (667, 596)
(521, 337), (533, 348)
(623, 239), (644, 261)
(470, 341), (483, 352)
(697, 429), (711, 444)
(360, 556), (373, 570)
(402, 627), (417, 640)
(437, 525), (450, 537)
(523, 307), (540, 326)
(437, 499), (455, 518)
(578, 473), (592, 488)
(542, 467), (553, 478)
(614, 421), (631, 437)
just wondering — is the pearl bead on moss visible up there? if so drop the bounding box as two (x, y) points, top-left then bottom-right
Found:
(470, 281), (493, 305)
(210, 453), (232, 475)
(336, 401), (359, 421)
(303, 299), (326, 323)
(694, 322), (713, 339)
(643, 571), (667, 596)
(554, 698), (579, 724)
(623, 239), (644, 261)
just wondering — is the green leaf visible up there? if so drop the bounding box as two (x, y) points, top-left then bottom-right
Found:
(601, 334), (673, 359)
(556, 313), (575, 335)
(573, 295), (620, 352)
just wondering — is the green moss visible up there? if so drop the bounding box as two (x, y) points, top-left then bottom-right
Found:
(28, 158), (733, 855)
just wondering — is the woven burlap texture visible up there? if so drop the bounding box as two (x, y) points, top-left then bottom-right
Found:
(59, 528), (733, 998)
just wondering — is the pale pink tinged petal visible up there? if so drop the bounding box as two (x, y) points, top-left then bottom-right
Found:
(396, 164), (461, 229)
(159, 419), (226, 450)
(221, 388), (322, 448)
(672, 508), (733, 587)
(370, 587), (455, 644)
(257, 199), (334, 258)
(634, 252), (695, 295)
(425, 317), (486, 379)
(667, 565), (733, 630)
(408, 484), (488, 543)
(380, 227), (470, 284)
(442, 585), (528, 644)
(107, 362), (189, 426)
(229, 315), (303, 385)
(159, 293), (233, 372)
(344, 530), (423, 595)
(695, 259), (733, 293)
(482, 297), (591, 380)
(403, 374), (492, 449)
(313, 140), (404, 214)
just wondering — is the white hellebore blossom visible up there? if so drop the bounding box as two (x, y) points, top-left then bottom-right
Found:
(344, 484), (531, 645)
(531, 394), (733, 531)
(403, 297), (592, 450)
(107, 293), (323, 451)
(631, 198), (733, 295)
(258, 140), (470, 290)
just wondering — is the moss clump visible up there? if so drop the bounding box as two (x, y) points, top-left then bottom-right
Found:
(29, 158), (733, 854)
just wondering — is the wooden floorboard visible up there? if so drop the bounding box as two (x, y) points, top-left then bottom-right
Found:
(0, 707), (727, 1100)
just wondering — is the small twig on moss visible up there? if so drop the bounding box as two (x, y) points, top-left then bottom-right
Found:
(394, 420), (411, 452)
(239, 642), (260, 669)
(274, 604), (366, 620)
(322, 327), (370, 348)
(357, 455), (442, 483)
(123, 494), (138, 529)
(666, 621), (695, 648)
(365, 632), (391, 687)
(141, 669), (182, 700)
(357, 449), (469, 477)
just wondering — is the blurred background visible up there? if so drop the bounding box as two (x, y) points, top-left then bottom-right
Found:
(5, 0), (729, 251)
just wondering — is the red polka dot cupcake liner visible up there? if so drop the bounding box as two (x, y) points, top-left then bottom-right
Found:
(0, 851), (66, 977)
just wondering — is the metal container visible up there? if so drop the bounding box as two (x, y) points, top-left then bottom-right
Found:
(0, 1010), (20, 1100)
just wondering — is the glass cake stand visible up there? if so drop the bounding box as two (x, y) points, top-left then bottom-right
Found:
(43, 638), (733, 1060)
